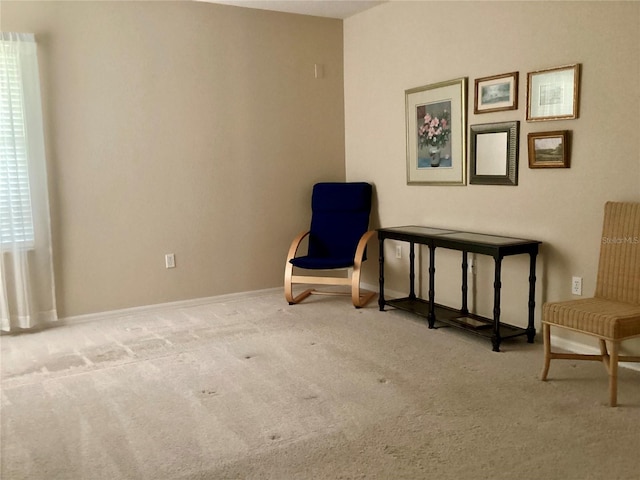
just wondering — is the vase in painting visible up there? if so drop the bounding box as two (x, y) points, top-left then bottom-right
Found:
(429, 147), (441, 167)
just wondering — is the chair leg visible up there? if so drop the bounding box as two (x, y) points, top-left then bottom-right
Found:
(539, 323), (632, 407)
(351, 230), (377, 308)
(287, 288), (314, 305)
(284, 258), (314, 304)
(540, 322), (551, 381)
(353, 291), (375, 308)
(284, 231), (314, 305)
(284, 260), (295, 303)
(350, 265), (374, 308)
(599, 339), (611, 373)
(609, 341), (619, 407)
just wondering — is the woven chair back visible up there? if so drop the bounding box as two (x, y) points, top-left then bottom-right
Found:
(595, 201), (640, 304)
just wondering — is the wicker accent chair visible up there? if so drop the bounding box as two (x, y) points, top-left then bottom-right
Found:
(541, 201), (640, 406)
(284, 182), (376, 308)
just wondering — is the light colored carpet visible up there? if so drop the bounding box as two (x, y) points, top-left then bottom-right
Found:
(1, 289), (639, 480)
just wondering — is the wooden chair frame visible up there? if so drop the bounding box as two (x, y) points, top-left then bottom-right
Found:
(541, 323), (640, 407)
(284, 230), (376, 308)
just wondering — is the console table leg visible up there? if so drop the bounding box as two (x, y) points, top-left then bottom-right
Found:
(526, 251), (538, 342)
(378, 237), (385, 311)
(409, 242), (416, 300)
(461, 251), (469, 315)
(492, 256), (503, 352)
(428, 245), (436, 329)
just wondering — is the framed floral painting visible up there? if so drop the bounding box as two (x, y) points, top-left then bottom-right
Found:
(405, 77), (467, 185)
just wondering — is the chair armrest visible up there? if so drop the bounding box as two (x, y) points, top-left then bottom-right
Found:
(286, 230), (310, 262)
(354, 230), (377, 268)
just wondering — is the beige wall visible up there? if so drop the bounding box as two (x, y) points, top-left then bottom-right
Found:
(3, 1), (346, 317)
(344, 1), (640, 352)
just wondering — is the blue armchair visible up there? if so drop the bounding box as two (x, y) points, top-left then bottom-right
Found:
(284, 182), (376, 308)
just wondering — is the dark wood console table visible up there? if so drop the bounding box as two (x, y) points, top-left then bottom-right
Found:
(377, 226), (541, 351)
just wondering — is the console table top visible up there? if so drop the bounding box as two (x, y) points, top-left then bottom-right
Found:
(378, 225), (541, 247)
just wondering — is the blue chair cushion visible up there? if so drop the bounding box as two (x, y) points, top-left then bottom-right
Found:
(289, 255), (354, 270)
(289, 182), (372, 271)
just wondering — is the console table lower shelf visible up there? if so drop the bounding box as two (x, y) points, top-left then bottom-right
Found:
(386, 297), (529, 343)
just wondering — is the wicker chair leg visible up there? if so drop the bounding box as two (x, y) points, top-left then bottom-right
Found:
(599, 339), (610, 372)
(609, 341), (619, 407)
(540, 322), (551, 381)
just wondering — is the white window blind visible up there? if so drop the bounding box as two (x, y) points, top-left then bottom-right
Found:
(0, 34), (35, 247)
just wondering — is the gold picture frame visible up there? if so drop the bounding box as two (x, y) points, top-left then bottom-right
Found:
(526, 64), (580, 121)
(527, 130), (570, 168)
(474, 71), (518, 114)
(405, 77), (467, 185)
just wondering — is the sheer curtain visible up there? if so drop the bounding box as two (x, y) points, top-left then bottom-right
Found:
(0, 32), (57, 331)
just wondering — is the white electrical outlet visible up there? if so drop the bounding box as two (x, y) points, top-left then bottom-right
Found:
(395, 245), (402, 259)
(572, 276), (582, 295)
(467, 258), (476, 275)
(165, 253), (176, 269)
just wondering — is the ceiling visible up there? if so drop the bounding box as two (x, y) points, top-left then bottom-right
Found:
(196, 0), (386, 19)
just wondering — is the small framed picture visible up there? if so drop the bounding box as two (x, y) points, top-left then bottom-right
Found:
(527, 131), (570, 168)
(526, 64), (580, 121)
(474, 72), (518, 114)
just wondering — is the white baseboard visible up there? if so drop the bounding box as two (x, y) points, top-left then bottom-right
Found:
(60, 287), (282, 325)
(362, 282), (405, 300)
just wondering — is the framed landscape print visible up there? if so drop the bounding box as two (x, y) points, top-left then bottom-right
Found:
(474, 72), (518, 114)
(528, 130), (570, 168)
(526, 64), (580, 121)
(405, 77), (467, 185)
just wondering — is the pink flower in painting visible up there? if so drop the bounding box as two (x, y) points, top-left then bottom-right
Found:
(418, 109), (450, 149)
